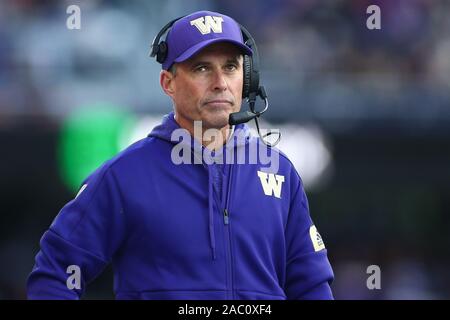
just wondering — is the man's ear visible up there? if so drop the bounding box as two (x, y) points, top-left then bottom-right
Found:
(160, 70), (175, 97)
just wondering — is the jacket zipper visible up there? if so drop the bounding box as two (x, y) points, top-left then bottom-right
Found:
(223, 164), (234, 299)
(223, 209), (229, 225)
(209, 164), (233, 299)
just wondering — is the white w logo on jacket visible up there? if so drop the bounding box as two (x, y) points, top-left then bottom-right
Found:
(257, 171), (285, 199)
(190, 16), (224, 35)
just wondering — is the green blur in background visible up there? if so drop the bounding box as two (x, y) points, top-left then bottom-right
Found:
(58, 105), (134, 192)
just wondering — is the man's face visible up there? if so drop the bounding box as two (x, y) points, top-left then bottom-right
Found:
(160, 42), (244, 131)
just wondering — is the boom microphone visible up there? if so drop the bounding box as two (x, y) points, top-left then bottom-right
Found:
(228, 86), (280, 146)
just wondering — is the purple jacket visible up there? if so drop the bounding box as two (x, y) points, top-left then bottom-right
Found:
(27, 112), (334, 299)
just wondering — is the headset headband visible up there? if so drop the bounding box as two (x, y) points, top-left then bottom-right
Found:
(150, 16), (259, 73)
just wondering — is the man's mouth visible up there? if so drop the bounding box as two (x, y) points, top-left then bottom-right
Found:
(204, 99), (233, 107)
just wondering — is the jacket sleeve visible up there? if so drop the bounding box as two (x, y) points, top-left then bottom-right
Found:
(284, 174), (334, 300)
(27, 165), (127, 299)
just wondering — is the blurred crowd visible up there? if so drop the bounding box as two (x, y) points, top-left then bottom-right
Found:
(1, 0), (450, 125)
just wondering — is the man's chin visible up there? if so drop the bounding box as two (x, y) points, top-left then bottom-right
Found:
(201, 110), (233, 129)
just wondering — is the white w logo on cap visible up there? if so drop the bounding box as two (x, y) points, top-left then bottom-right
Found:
(190, 16), (224, 35)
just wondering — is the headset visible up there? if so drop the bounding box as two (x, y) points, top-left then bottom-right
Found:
(150, 16), (280, 146)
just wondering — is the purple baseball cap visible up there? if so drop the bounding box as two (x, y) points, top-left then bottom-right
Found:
(162, 10), (253, 70)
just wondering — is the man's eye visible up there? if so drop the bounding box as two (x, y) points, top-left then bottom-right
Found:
(194, 65), (208, 72)
(225, 64), (237, 71)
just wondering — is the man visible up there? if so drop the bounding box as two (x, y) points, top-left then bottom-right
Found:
(27, 10), (334, 300)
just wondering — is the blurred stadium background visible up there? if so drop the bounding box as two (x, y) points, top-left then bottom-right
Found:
(1, 0), (450, 299)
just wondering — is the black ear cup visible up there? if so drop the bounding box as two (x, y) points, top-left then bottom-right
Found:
(150, 16), (183, 64)
(242, 54), (260, 100)
(156, 41), (168, 64)
(242, 55), (252, 98)
(239, 24), (260, 100)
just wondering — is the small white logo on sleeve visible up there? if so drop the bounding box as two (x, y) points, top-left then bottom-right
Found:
(75, 184), (87, 199)
(309, 225), (325, 252)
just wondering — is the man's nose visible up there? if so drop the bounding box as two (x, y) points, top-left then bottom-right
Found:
(211, 70), (228, 91)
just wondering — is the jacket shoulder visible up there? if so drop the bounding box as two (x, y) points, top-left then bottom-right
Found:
(81, 136), (163, 184)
